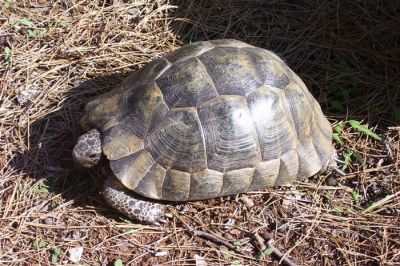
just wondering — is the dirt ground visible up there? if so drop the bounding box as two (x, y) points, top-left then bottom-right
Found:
(0, 1), (399, 265)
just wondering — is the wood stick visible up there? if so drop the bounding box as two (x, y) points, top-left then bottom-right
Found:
(253, 232), (299, 266)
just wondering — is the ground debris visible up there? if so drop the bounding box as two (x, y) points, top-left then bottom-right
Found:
(1, 1), (399, 265)
(68, 246), (83, 263)
(16, 84), (41, 106)
(194, 254), (207, 266)
(240, 195), (254, 209)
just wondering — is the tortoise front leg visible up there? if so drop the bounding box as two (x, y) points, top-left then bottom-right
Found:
(102, 177), (167, 225)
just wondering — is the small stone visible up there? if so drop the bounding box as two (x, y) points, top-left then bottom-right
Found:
(44, 217), (54, 225)
(118, 241), (130, 252)
(277, 223), (288, 233)
(41, 203), (53, 213)
(177, 205), (190, 214)
(0, 107), (8, 115)
(0, 35), (7, 46)
(128, 7), (141, 18)
(155, 251), (168, 257)
(223, 232), (235, 241)
(261, 232), (274, 240)
(194, 254), (207, 266)
(326, 176), (337, 186)
(68, 246), (83, 263)
(240, 195), (254, 209)
(229, 229), (241, 236)
(218, 245), (229, 254)
(281, 198), (292, 209)
(70, 230), (80, 240)
(223, 218), (235, 229)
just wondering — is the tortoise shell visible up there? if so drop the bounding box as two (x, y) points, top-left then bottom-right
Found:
(81, 39), (335, 201)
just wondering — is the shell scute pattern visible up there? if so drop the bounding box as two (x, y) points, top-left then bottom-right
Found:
(243, 47), (292, 89)
(197, 95), (261, 172)
(144, 107), (207, 173)
(82, 39), (335, 201)
(198, 47), (263, 96)
(156, 57), (218, 108)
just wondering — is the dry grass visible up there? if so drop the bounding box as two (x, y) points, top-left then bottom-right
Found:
(0, 0), (399, 265)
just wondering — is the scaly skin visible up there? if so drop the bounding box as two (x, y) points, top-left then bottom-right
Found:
(102, 177), (167, 225)
(72, 129), (102, 168)
(73, 130), (167, 224)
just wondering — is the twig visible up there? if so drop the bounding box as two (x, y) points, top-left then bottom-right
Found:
(336, 165), (393, 179)
(194, 230), (245, 255)
(362, 190), (400, 213)
(170, 209), (246, 255)
(267, 240), (299, 266)
(333, 158), (346, 164)
(253, 232), (299, 266)
(333, 166), (346, 176)
(385, 141), (394, 159)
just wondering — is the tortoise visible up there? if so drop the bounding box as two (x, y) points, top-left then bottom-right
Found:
(73, 39), (337, 225)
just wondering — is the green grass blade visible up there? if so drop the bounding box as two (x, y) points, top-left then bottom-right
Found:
(348, 120), (382, 141)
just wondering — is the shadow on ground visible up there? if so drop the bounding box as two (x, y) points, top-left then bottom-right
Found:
(170, 0), (400, 125)
(10, 73), (132, 218)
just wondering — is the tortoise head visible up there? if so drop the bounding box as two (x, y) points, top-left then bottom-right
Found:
(73, 129), (102, 168)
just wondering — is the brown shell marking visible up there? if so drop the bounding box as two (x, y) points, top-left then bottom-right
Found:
(189, 169), (223, 200)
(249, 159), (280, 191)
(244, 47), (292, 89)
(220, 168), (255, 196)
(283, 81), (326, 178)
(162, 169), (191, 201)
(134, 163), (166, 200)
(81, 92), (123, 131)
(102, 125), (143, 161)
(80, 58), (171, 130)
(156, 57), (219, 108)
(276, 150), (299, 186)
(198, 47), (263, 96)
(101, 85), (168, 160)
(145, 107), (207, 173)
(198, 95), (262, 172)
(164, 41), (214, 63)
(110, 150), (155, 190)
(247, 86), (298, 161)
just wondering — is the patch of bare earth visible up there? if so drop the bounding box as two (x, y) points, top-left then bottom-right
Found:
(0, 1), (399, 265)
